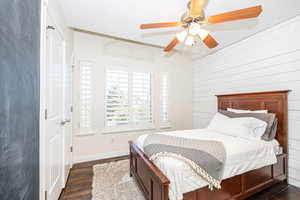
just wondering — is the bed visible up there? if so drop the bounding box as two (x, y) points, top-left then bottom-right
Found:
(129, 90), (289, 200)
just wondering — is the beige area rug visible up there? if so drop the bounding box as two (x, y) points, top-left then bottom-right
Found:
(92, 159), (145, 200)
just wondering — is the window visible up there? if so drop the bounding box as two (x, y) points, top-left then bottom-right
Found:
(160, 73), (170, 128)
(79, 61), (93, 134)
(105, 69), (153, 132)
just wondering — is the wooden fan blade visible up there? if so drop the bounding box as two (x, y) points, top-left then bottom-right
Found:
(164, 38), (179, 52)
(140, 22), (180, 29)
(208, 5), (262, 24)
(190, 0), (206, 17)
(202, 34), (219, 48)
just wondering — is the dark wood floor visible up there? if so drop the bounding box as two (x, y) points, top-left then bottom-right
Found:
(59, 156), (300, 200)
(59, 156), (128, 200)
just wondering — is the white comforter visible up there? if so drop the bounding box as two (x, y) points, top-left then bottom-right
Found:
(136, 129), (278, 200)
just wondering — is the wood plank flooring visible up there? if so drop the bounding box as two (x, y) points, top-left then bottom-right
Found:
(59, 156), (128, 200)
(59, 156), (300, 200)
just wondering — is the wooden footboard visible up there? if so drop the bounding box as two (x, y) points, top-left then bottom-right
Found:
(129, 141), (170, 200)
(130, 141), (287, 200)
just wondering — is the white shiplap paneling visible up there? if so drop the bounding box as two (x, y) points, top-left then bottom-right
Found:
(192, 16), (300, 187)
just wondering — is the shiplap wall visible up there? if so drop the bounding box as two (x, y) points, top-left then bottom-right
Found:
(192, 16), (300, 188)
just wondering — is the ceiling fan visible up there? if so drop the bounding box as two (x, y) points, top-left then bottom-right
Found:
(140, 0), (262, 52)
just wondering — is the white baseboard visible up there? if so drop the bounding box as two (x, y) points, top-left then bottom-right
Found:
(73, 150), (128, 163)
(289, 177), (300, 188)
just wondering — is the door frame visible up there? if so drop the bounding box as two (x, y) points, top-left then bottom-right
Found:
(62, 51), (74, 186)
(39, 0), (73, 199)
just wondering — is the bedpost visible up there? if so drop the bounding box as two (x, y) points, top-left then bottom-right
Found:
(129, 141), (133, 177)
(129, 141), (170, 200)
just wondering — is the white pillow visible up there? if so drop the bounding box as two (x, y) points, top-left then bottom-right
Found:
(232, 117), (267, 139)
(208, 113), (246, 137)
(207, 113), (267, 140)
(227, 108), (268, 114)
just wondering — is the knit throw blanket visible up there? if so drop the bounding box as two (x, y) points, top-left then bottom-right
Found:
(143, 134), (226, 190)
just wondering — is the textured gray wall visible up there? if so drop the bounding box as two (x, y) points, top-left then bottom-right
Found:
(0, 0), (40, 200)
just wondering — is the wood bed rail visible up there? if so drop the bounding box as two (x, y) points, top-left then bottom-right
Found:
(129, 141), (170, 200)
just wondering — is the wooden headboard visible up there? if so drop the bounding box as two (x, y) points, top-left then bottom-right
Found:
(216, 90), (289, 154)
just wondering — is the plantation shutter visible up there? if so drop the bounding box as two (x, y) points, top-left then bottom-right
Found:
(132, 72), (153, 124)
(160, 73), (170, 127)
(79, 61), (93, 133)
(105, 70), (130, 127)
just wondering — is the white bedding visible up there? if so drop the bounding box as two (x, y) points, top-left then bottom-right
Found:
(136, 129), (278, 200)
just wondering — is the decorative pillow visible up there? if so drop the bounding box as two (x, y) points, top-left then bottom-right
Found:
(233, 117), (268, 139)
(219, 110), (277, 141)
(227, 108), (268, 113)
(208, 113), (247, 137)
(266, 118), (278, 141)
(208, 113), (267, 140)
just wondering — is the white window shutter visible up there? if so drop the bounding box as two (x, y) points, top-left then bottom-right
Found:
(79, 61), (93, 134)
(132, 72), (153, 125)
(105, 70), (130, 127)
(104, 69), (154, 132)
(160, 73), (171, 128)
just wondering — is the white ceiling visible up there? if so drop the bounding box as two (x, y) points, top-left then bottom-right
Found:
(58, 0), (300, 57)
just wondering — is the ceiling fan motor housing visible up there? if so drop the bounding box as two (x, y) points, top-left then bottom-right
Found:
(181, 11), (205, 25)
(182, 1), (206, 25)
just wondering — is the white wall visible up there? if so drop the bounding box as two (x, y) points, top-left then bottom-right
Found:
(72, 31), (193, 163)
(192, 16), (300, 188)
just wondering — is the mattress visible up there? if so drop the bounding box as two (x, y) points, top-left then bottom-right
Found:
(136, 129), (279, 200)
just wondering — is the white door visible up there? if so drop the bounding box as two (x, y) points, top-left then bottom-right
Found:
(45, 18), (65, 200)
(62, 59), (73, 185)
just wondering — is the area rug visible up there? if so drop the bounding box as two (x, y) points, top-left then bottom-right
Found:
(92, 159), (145, 200)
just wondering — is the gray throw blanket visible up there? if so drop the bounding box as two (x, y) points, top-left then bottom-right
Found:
(143, 134), (226, 190)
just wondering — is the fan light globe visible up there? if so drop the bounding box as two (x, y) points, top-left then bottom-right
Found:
(185, 35), (195, 46)
(189, 22), (201, 36)
(176, 30), (188, 42)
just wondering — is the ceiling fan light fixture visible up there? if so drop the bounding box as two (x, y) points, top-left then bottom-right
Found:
(176, 30), (188, 42)
(185, 35), (195, 46)
(140, 3), (263, 52)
